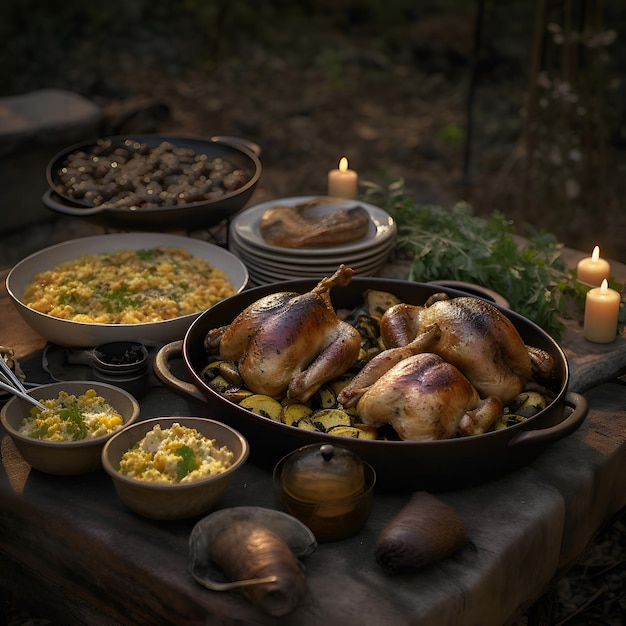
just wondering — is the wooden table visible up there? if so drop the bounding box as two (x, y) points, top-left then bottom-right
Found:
(2, 264), (626, 626)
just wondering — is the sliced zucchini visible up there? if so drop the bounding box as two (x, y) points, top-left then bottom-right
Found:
(326, 424), (378, 439)
(280, 403), (313, 427)
(294, 416), (319, 431)
(239, 394), (283, 421)
(353, 424), (379, 440)
(200, 360), (243, 386)
(311, 386), (338, 410)
(205, 374), (234, 393)
(223, 389), (254, 404)
(311, 408), (352, 432)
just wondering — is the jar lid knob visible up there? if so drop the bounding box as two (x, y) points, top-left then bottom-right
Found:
(320, 444), (335, 462)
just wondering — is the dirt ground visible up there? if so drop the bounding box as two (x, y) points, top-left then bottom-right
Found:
(87, 7), (626, 264)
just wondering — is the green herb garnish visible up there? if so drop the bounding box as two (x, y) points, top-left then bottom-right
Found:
(361, 180), (609, 339)
(59, 406), (88, 440)
(175, 444), (199, 481)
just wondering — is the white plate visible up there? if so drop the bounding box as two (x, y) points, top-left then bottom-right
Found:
(229, 227), (395, 267)
(230, 238), (395, 276)
(246, 258), (390, 286)
(230, 196), (395, 257)
(7, 232), (249, 348)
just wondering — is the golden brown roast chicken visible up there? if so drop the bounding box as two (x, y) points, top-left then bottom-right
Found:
(204, 265), (361, 402)
(347, 352), (503, 441)
(337, 293), (554, 440)
(378, 295), (539, 402)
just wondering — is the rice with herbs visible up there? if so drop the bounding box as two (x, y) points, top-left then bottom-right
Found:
(22, 246), (236, 324)
(118, 422), (234, 484)
(18, 389), (124, 442)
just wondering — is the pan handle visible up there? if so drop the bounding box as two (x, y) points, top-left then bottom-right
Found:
(41, 189), (106, 216)
(153, 340), (207, 403)
(507, 391), (588, 448)
(211, 135), (261, 157)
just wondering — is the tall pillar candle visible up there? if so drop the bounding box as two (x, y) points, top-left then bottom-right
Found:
(583, 279), (621, 343)
(577, 246), (610, 286)
(328, 157), (358, 199)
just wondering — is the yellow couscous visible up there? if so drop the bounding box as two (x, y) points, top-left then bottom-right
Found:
(22, 246), (236, 324)
(18, 389), (124, 442)
(118, 422), (234, 484)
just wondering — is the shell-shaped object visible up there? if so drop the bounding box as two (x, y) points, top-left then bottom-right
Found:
(189, 506), (317, 616)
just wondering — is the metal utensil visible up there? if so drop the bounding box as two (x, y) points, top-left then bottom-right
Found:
(0, 358), (48, 411)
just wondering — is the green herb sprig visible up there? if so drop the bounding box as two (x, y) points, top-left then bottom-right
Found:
(361, 180), (593, 339)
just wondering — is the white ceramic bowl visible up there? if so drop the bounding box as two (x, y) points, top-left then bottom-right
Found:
(0, 381), (140, 475)
(6, 232), (248, 347)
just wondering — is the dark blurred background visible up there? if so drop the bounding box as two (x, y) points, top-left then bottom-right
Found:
(1, 0), (625, 260)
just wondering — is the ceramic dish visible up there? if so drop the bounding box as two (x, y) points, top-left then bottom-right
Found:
(102, 416), (249, 520)
(0, 380), (140, 475)
(6, 232), (248, 347)
(230, 196), (395, 257)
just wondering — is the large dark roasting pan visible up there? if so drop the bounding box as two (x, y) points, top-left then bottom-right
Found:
(43, 134), (261, 231)
(154, 278), (588, 491)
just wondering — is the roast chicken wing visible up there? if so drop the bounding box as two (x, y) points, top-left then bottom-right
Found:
(351, 352), (503, 441)
(204, 265), (361, 402)
(379, 295), (535, 402)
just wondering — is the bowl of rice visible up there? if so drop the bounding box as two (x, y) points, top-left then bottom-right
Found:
(101, 417), (249, 520)
(0, 381), (140, 475)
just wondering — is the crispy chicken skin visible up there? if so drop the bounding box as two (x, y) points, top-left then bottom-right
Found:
(204, 265), (361, 402)
(379, 295), (534, 402)
(353, 352), (503, 441)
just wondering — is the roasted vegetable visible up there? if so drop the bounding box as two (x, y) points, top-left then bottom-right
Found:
(327, 424), (378, 439)
(207, 520), (308, 616)
(311, 386), (338, 410)
(311, 408), (352, 432)
(239, 394), (283, 421)
(280, 403), (313, 426)
(374, 491), (467, 572)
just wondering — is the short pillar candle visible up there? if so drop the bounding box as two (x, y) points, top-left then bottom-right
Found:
(328, 157), (358, 199)
(577, 246), (610, 286)
(583, 279), (621, 343)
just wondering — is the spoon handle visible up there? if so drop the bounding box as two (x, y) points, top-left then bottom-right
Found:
(0, 357), (28, 393)
(0, 380), (48, 411)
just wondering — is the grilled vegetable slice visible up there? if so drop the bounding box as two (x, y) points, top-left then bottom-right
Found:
(327, 424), (378, 439)
(311, 408), (352, 432)
(239, 395), (283, 421)
(280, 403), (313, 427)
(311, 386), (337, 410)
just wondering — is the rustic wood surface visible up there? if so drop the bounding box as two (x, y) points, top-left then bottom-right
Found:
(1, 264), (626, 625)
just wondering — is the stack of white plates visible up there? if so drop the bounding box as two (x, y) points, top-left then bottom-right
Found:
(228, 196), (396, 285)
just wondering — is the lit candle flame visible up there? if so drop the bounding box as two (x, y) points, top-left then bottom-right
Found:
(601, 278), (609, 292)
(592, 246), (600, 262)
(339, 157), (349, 173)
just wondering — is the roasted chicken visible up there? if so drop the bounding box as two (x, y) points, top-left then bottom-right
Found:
(379, 295), (539, 402)
(204, 265), (361, 402)
(347, 352), (503, 441)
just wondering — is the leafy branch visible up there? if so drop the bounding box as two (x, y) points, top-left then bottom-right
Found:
(361, 180), (592, 339)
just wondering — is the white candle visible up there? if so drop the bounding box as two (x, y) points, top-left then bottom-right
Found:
(577, 246), (610, 286)
(583, 279), (621, 343)
(328, 157), (358, 199)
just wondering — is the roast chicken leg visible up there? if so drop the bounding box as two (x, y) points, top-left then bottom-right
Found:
(204, 265), (361, 402)
(379, 295), (537, 402)
(351, 352), (503, 441)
